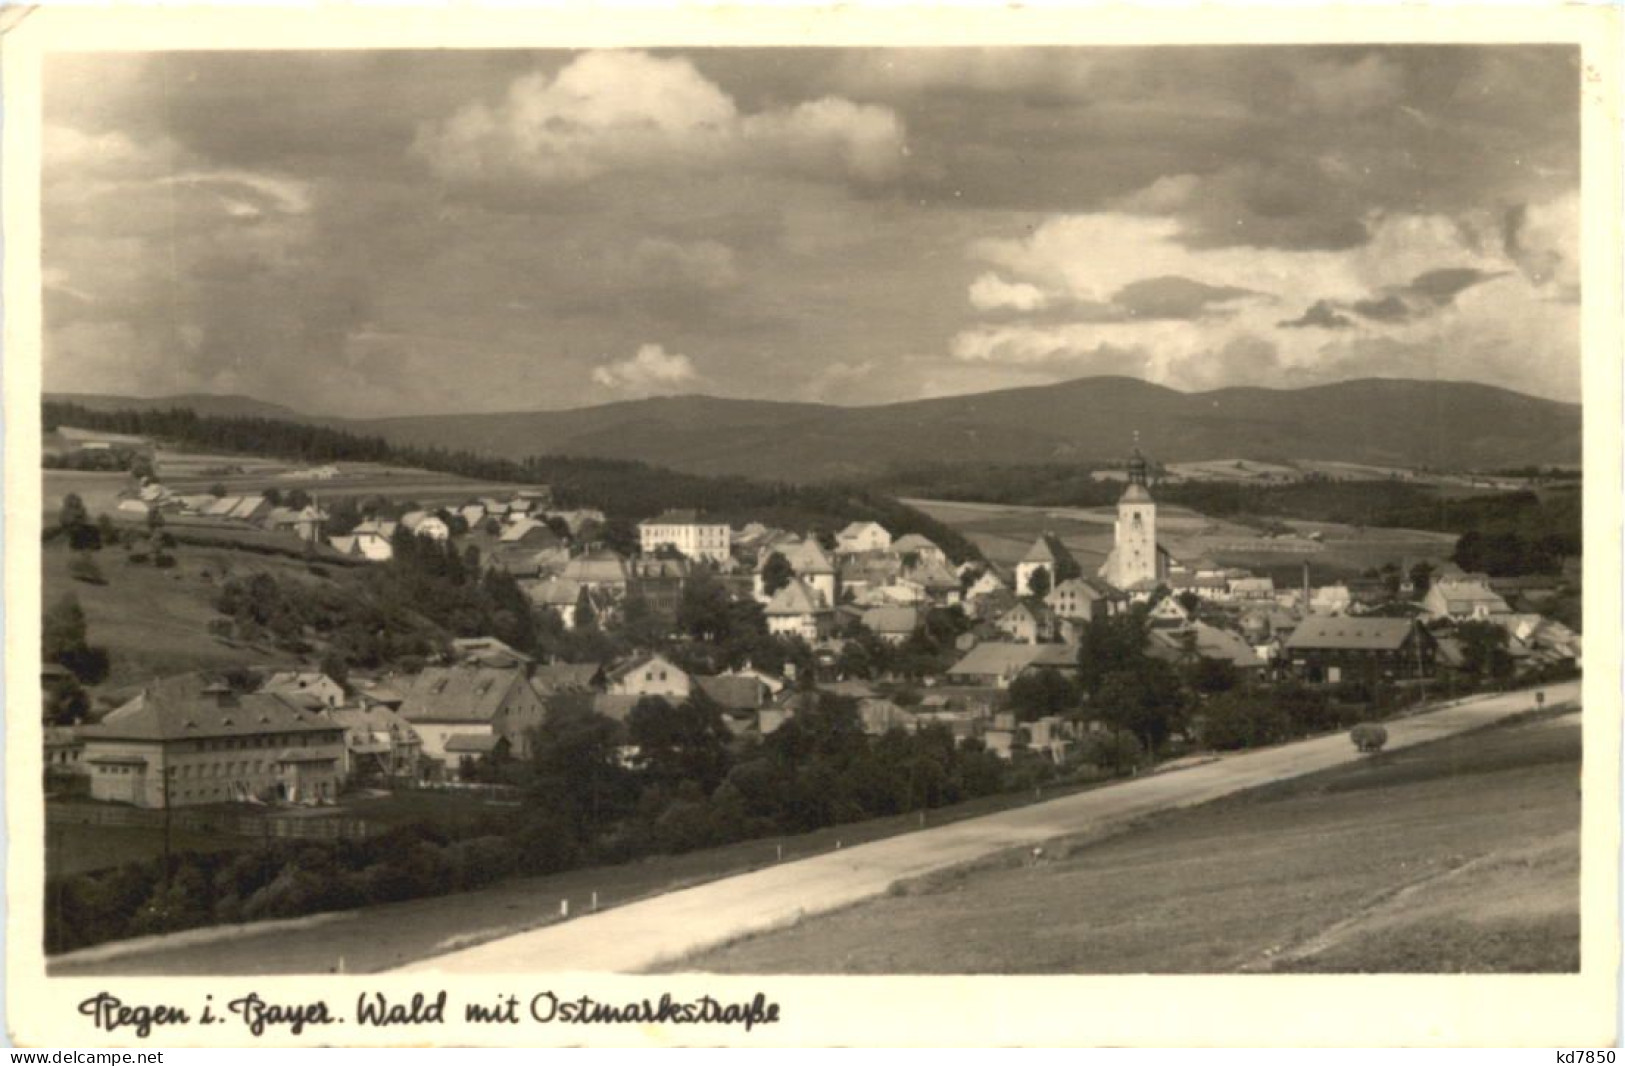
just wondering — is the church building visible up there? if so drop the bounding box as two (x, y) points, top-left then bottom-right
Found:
(1098, 442), (1174, 595)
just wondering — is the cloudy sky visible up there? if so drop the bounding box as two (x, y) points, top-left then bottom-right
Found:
(43, 46), (1579, 416)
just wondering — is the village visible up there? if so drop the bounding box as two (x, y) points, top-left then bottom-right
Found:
(45, 438), (1582, 822)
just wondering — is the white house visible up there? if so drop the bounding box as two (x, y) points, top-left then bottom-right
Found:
(837, 521), (892, 554)
(765, 578), (834, 643)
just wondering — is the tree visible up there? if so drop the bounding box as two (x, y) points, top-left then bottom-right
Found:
(574, 587), (597, 630)
(58, 494), (89, 533)
(1409, 561), (1435, 599)
(44, 673), (90, 725)
(319, 651), (350, 690)
(1025, 565), (1051, 599)
(1094, 660), (1184, 753)
(1458, 620), (1515, 681)
(1188, 656), (1238, 695)
(1076, 608), (1151, 696)
(208, 483), (228, 498)
(43, 594), (109, 685)
(261, 487), (283, 506)
(1006, 668), (1078, 722)
(285, 489), (312, 510)
(760, 552), (795, 598)
(527, 691), (638, 839)
(1176, 591), (1201, 618)
(1197, 689), (1290, 751)
(628, 692), (732, 794)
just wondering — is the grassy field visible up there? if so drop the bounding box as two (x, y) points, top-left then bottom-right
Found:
(40, 540), (330, 695)
(46, 822), (252, 878)
(673, 713), (1580, 974)
(908, 496), (1457, 581)
(47, 774), (1114, 976)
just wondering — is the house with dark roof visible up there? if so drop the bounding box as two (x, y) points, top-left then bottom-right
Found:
(397, 665), (547, 761)
(1283, 616), (1436, 683)
(78, 675), (346, 808)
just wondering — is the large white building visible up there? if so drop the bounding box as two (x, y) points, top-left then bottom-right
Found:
(637, 509), (731, 563)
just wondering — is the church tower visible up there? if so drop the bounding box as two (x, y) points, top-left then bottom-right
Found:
(1102, 436), (1160, 591)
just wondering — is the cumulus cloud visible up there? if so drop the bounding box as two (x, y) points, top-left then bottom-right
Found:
(414, 51), (907, 195)
(969, 272), (1048, 312)
(952, 195), (1579, 400)
(591, 343), (699, 393)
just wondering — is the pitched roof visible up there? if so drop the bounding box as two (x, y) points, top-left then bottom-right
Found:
(765, 578), (827, 616)
(641, 509), (723, 526)
(397, 666), (532, 724)
(532, 662), (605, 693)
(444, 733), (504, 754)
(838, 521), (887, 539)
(450, 636), (534, 666)
(1020, 532), (1076, 567)
(606, 653), (688, 685)
(1148, 623), (1263, 669)
(80, 675), (340, 743)
(903, 558), (959, 590)
(861, 605), (920, 635)
(892, 534), (941, 555)
(947, 642), (1070, 679)
(694, 675), (767, 711)
(1285, 616), (1419, 652)
(563, 550), (630, 585)
(330, 704), (419, 743)
(501, 518), (561, 544)
(527, 576), (583, 608)
(780, 538), (836, 575)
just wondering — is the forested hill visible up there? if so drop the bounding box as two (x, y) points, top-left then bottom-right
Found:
(42, 402), (982, 563)
(48, 376), (1582, 482)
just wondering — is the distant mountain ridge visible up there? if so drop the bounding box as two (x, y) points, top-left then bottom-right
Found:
(47, 376), (1581, 482)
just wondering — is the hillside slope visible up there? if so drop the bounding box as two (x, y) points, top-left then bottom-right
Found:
(49, 376), (1581, 482)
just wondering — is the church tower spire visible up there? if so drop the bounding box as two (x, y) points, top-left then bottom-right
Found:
(1099, 432), (1162, 592)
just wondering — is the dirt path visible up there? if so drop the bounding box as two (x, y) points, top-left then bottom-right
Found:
(402, 683), (1575, 974)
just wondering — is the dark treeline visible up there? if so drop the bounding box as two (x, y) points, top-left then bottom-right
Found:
(43, 403), (982, 564)
(874, 461), (1580, 574)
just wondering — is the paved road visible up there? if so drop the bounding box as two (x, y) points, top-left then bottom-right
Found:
(402, 682), (1577, 974)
